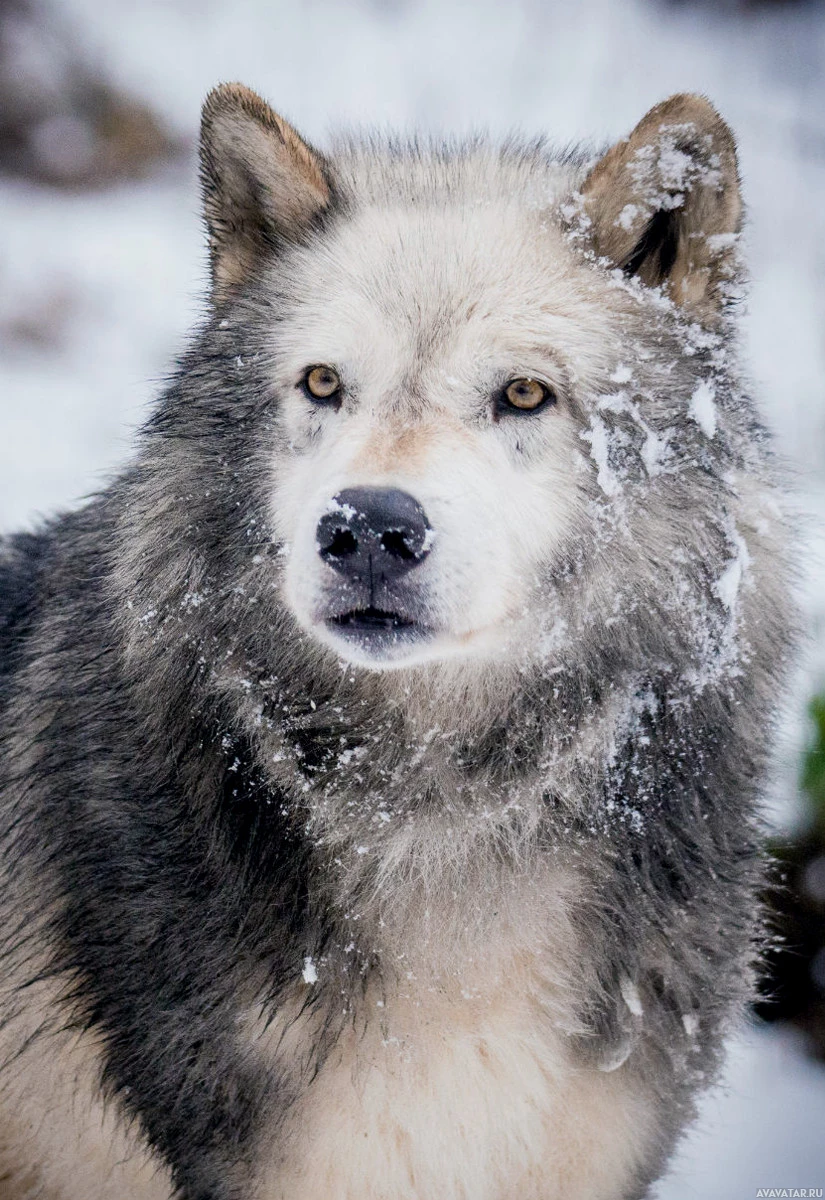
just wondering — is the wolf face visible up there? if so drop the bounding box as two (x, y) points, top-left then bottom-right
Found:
(199, 86), (743, 672)
(270, 205), (606, 667)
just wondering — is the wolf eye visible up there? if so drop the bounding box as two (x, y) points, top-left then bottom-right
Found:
(301, 365), (341, 403)
(499, 378), (556, 414)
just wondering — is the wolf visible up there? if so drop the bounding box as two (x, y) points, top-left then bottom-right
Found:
(0, 85), (796, 1200)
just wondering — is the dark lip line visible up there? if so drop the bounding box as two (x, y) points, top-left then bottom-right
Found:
(323, 605), (432, 636)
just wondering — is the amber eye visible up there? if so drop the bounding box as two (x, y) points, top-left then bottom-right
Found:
(500, 377), (555, 414)
(302, 365), (341, 403)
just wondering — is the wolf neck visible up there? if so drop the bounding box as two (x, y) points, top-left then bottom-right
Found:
(226, 650), (621, 975)
(260, 654), (549, 840)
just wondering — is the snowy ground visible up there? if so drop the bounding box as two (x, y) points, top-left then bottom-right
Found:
(2, 0), (825, 1193)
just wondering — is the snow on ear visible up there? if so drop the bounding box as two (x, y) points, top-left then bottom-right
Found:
(580, 94), (741, 322)
(199, 83), (332, 301)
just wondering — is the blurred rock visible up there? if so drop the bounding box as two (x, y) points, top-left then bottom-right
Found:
(0, 275), (77, 353)
(0, 0), (185, 187)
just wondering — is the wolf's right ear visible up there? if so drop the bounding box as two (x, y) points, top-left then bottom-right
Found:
(199, 84), (332, 302)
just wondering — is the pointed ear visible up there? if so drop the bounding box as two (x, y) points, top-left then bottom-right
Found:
(199, 84), (333, 301)
(580, 95), (741, 322)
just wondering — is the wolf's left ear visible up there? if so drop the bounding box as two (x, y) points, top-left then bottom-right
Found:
(199, 84), (332, 301)
(580, 95), (741, 322)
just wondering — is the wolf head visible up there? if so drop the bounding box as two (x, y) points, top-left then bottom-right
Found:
(122, 87), (748, 686)
(191, 86), (744, 674)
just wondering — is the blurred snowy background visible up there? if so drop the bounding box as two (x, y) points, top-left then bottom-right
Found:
(1, 0), (824, 1194)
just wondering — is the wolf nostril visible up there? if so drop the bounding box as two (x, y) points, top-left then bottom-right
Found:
(381, 530), (418, 561)
(320, 527), (359, 561)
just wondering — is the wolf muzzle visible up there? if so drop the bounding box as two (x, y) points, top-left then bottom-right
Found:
(314, 486), (434, 651)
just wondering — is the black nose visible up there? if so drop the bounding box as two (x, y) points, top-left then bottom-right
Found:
(316, 487), (432, 582)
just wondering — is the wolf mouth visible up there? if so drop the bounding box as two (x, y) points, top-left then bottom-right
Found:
(329, 606), (417, 633)
(324, 606), (433, 653)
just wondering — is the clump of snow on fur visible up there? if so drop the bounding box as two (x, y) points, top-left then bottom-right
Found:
(640, 426), (669, 475)
(655, 145), (695, 193)
(596, 1033), (636, 1074)
(594, 388), (670, 479)
(689, 379), (718, 438)
(706, 232), (739, 253)
(620, 975), (644, 1018)
(682, 1013), (700, 1037)
(302, 956), (318, 985)
(616, 204), (640, 231)
(322, 496), (357, 521)
(715, 529), (751, 611)
(581, 414), (621, 496)
(626, 124), (722, 228)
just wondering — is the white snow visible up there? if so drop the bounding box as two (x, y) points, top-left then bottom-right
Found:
(581, 415), (621, 496)
(3, 0), (825, 1190)
(640, 426), (668, 477)
(620, 975), (644, 1018)
(322, 497), (357, 521)
(301, 956), (318, 985)
(682, 1013), (699, 1038)
(715, 530), (751, 612)
(689, 379), (718, 439)
(656, 145), (694, 193)
(616, 202), (640, 231)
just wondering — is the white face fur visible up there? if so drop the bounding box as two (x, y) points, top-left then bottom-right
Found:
(270, 199), (620, 670)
